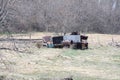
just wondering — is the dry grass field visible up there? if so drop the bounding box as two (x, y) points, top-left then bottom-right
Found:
(0, 33), (120, 80)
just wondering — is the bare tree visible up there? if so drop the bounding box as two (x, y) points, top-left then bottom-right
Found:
(0, 0), (120, 34)
(0, 0), (8, 22)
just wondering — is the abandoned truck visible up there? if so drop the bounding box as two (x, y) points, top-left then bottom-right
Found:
(43, 32), (88, 50)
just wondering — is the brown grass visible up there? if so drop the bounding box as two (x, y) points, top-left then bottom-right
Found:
(0, 33), (120, 80)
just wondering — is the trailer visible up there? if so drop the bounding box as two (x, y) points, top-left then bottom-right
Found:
(42, 32), (88, 50)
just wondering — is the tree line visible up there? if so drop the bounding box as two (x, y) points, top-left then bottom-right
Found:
(0, 0), (120, 34)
